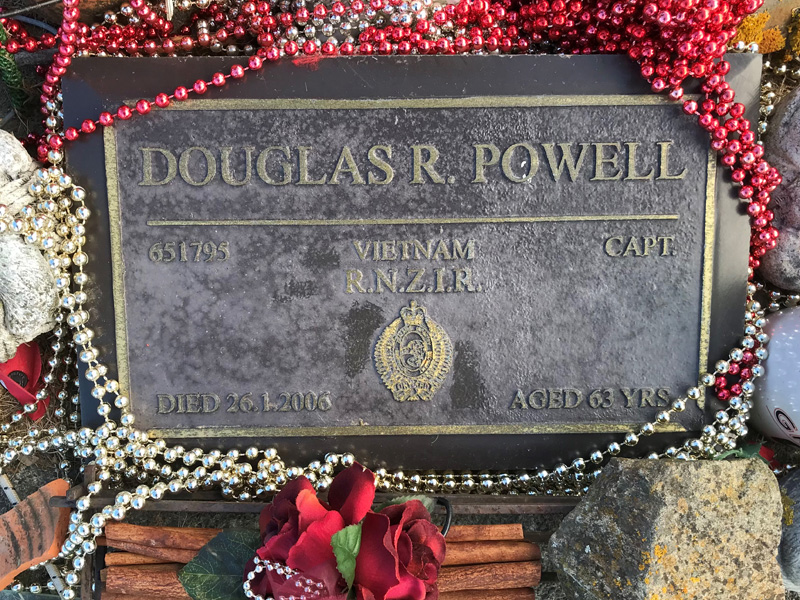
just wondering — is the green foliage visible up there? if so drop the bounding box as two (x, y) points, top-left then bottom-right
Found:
(0, 23), (28, 112)
(331, 523), (362, 591)
(713, 443), (764, 461)
(376, 494), (436, 515)
(178, 529), (260, 600)
(0, 592), (60, 600)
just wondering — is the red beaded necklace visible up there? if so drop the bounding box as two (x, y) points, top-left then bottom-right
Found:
(0, 0), (780, 403)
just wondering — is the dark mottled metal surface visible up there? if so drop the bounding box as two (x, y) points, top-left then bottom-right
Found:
(63, 55), (760, 469)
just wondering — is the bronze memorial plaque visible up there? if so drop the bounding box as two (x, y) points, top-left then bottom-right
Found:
(63, 54), (760, 468)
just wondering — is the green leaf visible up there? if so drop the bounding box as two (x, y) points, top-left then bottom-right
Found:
(376, 494), (437, 515)
(0, 593), (60, 600)
(713, 443), (764, 461)
(178, 529), (261, 600)
(331, 523), (362, 591)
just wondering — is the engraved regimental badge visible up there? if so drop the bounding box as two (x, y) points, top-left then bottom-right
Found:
(374, 301), (454, 402)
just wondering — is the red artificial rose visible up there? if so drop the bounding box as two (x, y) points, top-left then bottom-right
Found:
(246, 464), (376, 600)
(245, 465), (445, 600)
(353, 500), (446, 600)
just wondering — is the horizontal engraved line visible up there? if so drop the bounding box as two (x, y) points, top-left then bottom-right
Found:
(147, 214), (680, 227)
(147, 421), (689, 438)
(157, 94), (699, 111)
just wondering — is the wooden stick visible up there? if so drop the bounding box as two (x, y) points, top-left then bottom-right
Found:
(104, 552), (172, 567)
(100, 583), (192, 600)
(438, 562), (541, 593)
(443, 541), (541, 566)
(444, 524), (524, 543)
(439, 589), (535, 600)
(103, 564), (191, 599)
(104, 540), (198, 564)
(101, 592), (194, 600)
(105, 523), (221, 550)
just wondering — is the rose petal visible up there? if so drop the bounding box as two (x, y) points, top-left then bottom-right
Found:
(384, 503), (424, 563)
(258, 530), (298, 564)
(385, 524), (427, 600)
(296, 488), (331, 534)
(288, 510), (346, 595)
(259, 504), (275, 540)
(250, 567), (273, 597)
(268, 567), (349, 599)
(396, 531), (413, 567)
(424, 585), (439, 600)
(385, 569), (427, 600)
(354, 512), (400, 599)
(407, 545), (436, 584)
(380, 500), (431, 527)
(406, 520), (446, 578)
(327, 463), (376, 524)
(420, 562), (438, 584)
(272, 477), (316, 523)
(407, 520), (445, 563)
(355, 586), (377, 600)
(381, 501), (445, 591)
(265, 568), (299, 600)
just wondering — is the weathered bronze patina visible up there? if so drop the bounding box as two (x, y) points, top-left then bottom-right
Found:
(63, 55), (760, 468)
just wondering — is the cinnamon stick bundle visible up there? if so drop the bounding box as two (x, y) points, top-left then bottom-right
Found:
(443, 541), (540, 566)
(439, 589), (535, 600)
(444, 524), (524, 543)
(103, 563), (191, 599)
(100, 523), (541, 600)
(105, 523), (221, 550)
(104, 552), (172, 566)
(105, 540), (198, 564)
(437, 561), (541, 593)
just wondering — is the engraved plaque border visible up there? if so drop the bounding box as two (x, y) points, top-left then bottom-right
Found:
(102, 94), (716, 439)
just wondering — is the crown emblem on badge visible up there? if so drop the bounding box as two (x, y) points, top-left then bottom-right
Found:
(374, 301), (453, 403)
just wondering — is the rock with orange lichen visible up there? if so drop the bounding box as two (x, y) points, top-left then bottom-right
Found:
(778, 469), (800, 591)
(731, 12), (771, 47)
(759, 27), (786, 54)
(549, 458), (784, 600)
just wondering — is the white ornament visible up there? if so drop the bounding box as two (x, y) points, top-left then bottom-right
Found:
(751, 306), (800, 445)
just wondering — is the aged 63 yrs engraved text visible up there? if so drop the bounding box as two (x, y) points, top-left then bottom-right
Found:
(510, 387), (673, 410)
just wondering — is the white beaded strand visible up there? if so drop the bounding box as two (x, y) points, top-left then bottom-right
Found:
(242, 556), (326, 600)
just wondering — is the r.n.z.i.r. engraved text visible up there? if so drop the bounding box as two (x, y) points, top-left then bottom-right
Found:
(345, 238), (482, 294)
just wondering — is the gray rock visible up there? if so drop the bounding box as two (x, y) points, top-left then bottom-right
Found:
(778, 469), (800, 592)
(0, 130), (38, 217)
(0, 235), (58, 362)
(0, 131), (57, 362)
(549, 458), (784, 600)
(0, 129), (35, 186)
(761, 88), (800, 291)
